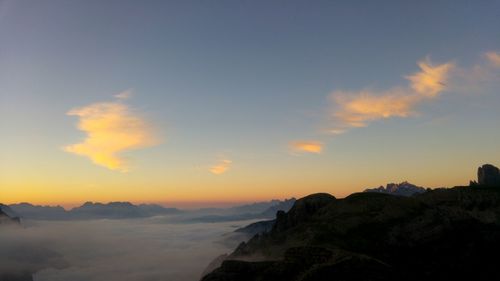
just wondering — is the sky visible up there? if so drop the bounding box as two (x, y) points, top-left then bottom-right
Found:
(1, 0), (499, 207)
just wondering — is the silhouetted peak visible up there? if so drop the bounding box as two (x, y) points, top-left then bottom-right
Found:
(273, 193), (335, 232)
(477, 164), (500, 186)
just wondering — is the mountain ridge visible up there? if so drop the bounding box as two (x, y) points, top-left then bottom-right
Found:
(6, 198), (295, 221)
(202, 185), (500, 281)
(364, 181), (426, 196)
(7, 201), (182, 220)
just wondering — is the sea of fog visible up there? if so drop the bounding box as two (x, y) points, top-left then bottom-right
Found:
(0, 217), (256, 281)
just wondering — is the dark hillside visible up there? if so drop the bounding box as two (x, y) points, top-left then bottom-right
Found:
(203, 186), (500, 281)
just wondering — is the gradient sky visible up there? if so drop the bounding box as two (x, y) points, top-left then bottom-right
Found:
(1, 0), (499, 207)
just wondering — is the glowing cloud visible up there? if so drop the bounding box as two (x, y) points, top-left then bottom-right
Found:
(329, 58), (454, 133)
(332, 88), (416, 128)
(484, 51), (500, 67)
(406, 59), (454, 97)
(64, 94), (158, 172)
(289, 140), (323, 154)
(210, 159), (232, 175)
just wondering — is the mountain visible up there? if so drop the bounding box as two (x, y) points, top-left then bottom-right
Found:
(258, 198), (296, 217)
(0, 204), (21, 224)
(1, 205), (67, 281)
(8, 199), (293, 222)
(70, 201), (181, 219)
(185, 198), (296, 223)
(202, 185), (500, 281)
(70, 201), (144, 219)
(226, 198), (296, 215)
(471, 164), (500, 186)
(137, 203), (182, 216)
(8, 202), (181, 220)
(234, 219), (275, 236)
(8, 203), (68, 220)
(364, 181), (426, 196)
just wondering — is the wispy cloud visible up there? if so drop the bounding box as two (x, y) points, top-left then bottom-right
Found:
(484, 51), (500, 67)
(331, 88), (416, 128)
(209, 159), (232, 175)
(328, 58), (454, 133)
(114, 89), (133, 100)
(289, 140), (323, 154)
(449, 52), (500, 92)
(64, 92), (158, 172)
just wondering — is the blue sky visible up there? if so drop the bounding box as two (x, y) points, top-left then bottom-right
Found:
(1, 0), (499, 206)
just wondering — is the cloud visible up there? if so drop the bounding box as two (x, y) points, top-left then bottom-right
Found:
(328, 58), (454, 133)
(331, 88), (416, 128)
(406, 59), (454, 97)
(1, 217), (249, 281)
(484, 51), (500, 67)
(114, 89), (133, 100)
(64, 95), (158, 172)
(289, 140), (323, 154)
(210, 159), (232, 175)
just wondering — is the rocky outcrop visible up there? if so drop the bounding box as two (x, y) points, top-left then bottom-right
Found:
(364, 181), (426, 196)
(477, 164), (500, 186)
(272, 193), (336, 233)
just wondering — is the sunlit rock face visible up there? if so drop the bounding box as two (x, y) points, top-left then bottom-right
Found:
(477, 164), (500, 186)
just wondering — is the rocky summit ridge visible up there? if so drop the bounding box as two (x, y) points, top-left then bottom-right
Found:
(364, 181), (426, 196)
(202, 181), (500, 281)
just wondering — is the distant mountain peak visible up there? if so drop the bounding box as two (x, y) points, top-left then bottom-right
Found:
(364, 181), (426, 197)
(0, 203), (21, 224)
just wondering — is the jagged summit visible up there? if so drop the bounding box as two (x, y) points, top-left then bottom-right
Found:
(364, 181), (426, 196)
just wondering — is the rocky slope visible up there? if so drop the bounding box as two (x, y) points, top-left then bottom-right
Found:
(202, 185), (500, 281)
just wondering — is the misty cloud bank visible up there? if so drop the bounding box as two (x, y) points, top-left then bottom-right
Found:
(0, 217), (254, 281)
